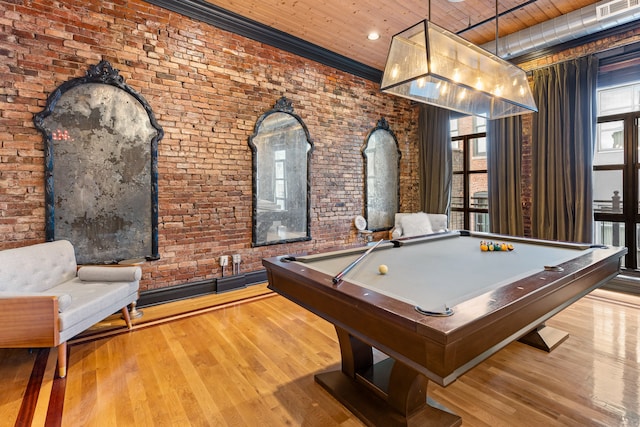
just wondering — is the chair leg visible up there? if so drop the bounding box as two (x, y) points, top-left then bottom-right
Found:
(57, 342), (67, 378)
(121, 306), (132, 329)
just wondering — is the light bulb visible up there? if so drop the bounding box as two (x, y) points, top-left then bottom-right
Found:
(391, 65), (399, 79)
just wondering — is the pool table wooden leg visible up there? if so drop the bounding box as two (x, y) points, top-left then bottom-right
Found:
(314, 326), (461, 427)
(519, 323), (569, 352)
(335, 326), (373, 378)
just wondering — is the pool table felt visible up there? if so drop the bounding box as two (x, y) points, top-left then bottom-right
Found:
(294, 233), (596, 314)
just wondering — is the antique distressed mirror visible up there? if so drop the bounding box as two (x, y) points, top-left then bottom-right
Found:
(34, 61), (163, 264)
(249, 97), (313, 246)
(362, 117), (401, 231)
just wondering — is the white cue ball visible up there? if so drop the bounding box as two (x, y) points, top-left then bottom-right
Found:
(378, 264), (388, 275)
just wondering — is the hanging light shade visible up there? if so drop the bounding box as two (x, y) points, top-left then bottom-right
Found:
(380, 20), (537, 119)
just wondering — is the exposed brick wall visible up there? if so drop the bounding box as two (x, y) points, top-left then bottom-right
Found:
(0, 0), (419, 291)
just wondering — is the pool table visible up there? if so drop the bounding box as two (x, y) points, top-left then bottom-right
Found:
(262, 231), (626, 427)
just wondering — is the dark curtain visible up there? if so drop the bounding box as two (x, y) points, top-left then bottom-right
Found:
(418, 104), (452, 214)
(531, 56), (598, 243)
(487, 116), (524, 236)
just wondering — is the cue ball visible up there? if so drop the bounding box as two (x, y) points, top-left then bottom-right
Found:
(378, 264), (388, 275)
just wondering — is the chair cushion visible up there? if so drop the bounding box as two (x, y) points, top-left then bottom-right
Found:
(57, 294), (73, 312)
(392, 212), (449, 238)
(53, 278), (139, 332)
(391, 227), (403, 239)
(399, 212), (433, 237)
(426, 214), (448, 232)
(0, 240), (77, 292)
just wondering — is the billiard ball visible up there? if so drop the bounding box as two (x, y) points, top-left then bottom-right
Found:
(378, 264), (388, 275)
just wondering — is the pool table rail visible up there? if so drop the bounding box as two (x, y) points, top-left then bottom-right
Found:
(264, 239), (626, 384)
(263, 233), (626, 426)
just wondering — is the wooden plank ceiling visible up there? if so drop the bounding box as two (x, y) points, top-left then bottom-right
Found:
(203, 0), (600, 70)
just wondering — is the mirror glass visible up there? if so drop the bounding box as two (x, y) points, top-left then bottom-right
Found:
(34, 61), (162, 264)
(250, 98), (312, 246)
(363, 118), (400, 231)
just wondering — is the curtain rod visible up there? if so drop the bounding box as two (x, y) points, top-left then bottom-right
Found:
(523, 55), (597, 77)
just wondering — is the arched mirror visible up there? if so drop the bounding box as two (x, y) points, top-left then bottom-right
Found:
(34, 60), (163, 264)
(249, 97), (313, 246)
(362, 117), (401, 231)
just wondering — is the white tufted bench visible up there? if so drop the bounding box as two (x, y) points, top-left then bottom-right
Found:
(0, 240), (141, 377)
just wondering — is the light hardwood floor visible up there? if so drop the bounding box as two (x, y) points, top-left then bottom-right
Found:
(1, 287), (639, 426)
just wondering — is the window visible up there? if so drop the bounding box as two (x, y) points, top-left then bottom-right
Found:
(472, 117), (487, 157)
(450, 116), (488, 232)
(593, 82), (640, 269)
(450, 119), (459, 137)
(274, 149), (286, 209)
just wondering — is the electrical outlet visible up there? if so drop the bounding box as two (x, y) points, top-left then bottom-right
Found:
(232, 254), (241, 264)
(219, 255), (228, 266)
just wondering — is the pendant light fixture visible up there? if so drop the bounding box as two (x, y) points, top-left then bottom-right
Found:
(380, 1), (537, 119)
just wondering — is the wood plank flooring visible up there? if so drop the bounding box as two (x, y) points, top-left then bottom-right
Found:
(1, 288), (639, 426)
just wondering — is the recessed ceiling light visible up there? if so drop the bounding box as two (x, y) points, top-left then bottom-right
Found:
(367, 32), (380, 41)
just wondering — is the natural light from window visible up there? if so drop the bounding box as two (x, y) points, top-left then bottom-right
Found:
(594, 80), (640, 269)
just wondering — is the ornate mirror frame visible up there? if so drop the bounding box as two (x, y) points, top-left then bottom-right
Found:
(249, 97), (313, 246)
(33, 60), (163, 264)
(362, 117), (401, 232)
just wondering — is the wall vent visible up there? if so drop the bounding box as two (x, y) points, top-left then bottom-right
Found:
(597, 0), (640, 20)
